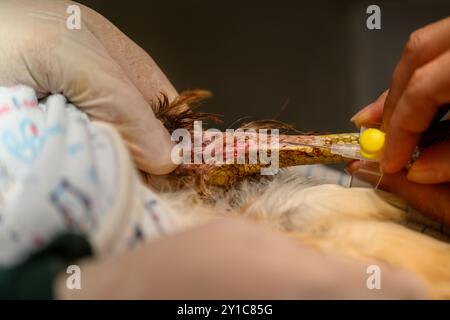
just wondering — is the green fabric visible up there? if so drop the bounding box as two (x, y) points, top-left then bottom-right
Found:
(0, 233), (92, 300)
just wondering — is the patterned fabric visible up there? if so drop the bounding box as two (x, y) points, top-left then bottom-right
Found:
(0, 85), (176, 267)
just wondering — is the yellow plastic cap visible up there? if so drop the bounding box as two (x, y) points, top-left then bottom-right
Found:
(359, 128), (385, 160)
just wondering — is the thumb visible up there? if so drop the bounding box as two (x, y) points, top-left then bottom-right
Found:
(54, 26), (177, 175)
(0, 0), (177, 175)
(407, 141), (450, 184)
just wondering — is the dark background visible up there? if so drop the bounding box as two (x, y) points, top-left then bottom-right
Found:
(78, 0), (450, 132)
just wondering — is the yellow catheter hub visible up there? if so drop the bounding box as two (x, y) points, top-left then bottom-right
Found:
(359, 128), (385, 160)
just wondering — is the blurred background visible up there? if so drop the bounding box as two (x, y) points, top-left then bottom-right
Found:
(79, 0), (450, 132)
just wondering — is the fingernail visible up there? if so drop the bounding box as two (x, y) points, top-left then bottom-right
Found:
(407, 167), (439, 184)
(350, 104), (373, 126)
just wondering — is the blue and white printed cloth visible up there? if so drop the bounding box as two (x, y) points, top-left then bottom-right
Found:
(0, 85), (176, 267)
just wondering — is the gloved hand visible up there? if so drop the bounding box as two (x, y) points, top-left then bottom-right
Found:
(0, 0), (178, 174)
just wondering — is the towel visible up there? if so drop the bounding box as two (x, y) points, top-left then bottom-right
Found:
(0, 85), (176, 267)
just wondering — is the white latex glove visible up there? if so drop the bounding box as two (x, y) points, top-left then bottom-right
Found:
(0, 0), (178, 174)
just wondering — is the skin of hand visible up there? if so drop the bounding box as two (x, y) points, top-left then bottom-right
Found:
(350, 18), (450, 225)
(0, 0), (178, 174)
(54, 218), (428, 299)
